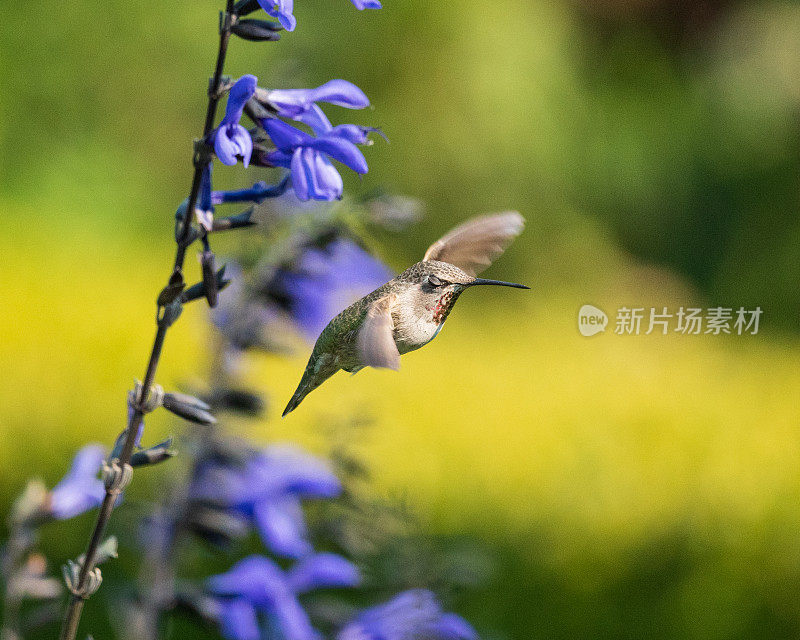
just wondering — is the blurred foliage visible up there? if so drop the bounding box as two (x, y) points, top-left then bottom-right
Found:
(2, 0), (800, 639)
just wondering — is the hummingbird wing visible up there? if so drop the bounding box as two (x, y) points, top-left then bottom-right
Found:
(356, 295), (400, 371)
(422, 211), (525, 276)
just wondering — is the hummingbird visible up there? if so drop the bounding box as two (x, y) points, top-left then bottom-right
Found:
(282, 211), (528, 416)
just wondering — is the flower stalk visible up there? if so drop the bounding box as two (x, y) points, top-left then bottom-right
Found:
(58, 3), (236, 638)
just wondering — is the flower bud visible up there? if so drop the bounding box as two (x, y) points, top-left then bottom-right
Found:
(163, 392), (217, 425)
(206, 387), (265, 416)
(130, 438), (176, 467)
(232, 0), (263, 17)
(77, 536), (118, 568)
(185, 506), (249, 546)
(232, 19), (282, 41)
(182, 265), (230, 304)
(211, 208), (256, 232)
(201, 250), (218, 308)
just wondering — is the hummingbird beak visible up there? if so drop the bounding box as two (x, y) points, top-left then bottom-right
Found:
(468, 278), (530, 290)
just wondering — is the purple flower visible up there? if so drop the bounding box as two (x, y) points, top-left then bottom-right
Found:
(257, 0), (297, 32)
(272, 238), (392, 340)
(252, 495), (313, 558)
(263, 80), (369, 121)
(190, 444), (341, 558)
(350, 0), (382, 8)
(192, 444), (341, 504)
(214, 75), (257, 167)
(208, 554), (360, 640)
(338, 590), (478, 640)
(291, 101), (385, 149)
(48, 445), (106, 520)
(217, 598), (261, 640)
(263, 117), (369, 201)
(297, 102), (385, 146)
(286, 553), (361, 593)
(291, 149), (345, 201)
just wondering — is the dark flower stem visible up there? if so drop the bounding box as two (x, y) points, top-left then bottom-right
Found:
(174, 4), (234, 270)
(59, 3), (234, 639)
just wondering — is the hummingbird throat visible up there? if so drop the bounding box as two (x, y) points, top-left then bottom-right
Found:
(431, 290), (456, 324)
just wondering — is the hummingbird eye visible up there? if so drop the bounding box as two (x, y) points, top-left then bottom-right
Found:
(427, 275), (444, 287)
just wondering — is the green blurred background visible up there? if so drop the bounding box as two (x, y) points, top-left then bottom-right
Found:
(3, 0), (800, 637)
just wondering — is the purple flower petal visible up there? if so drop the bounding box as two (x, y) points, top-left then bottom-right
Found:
(338, 590), (476, 640)
(266, 80), (369, 119)
(49, 445), (106, 520)
(207, 555), (288, 605)
(269, 593), (321, 640)
(256, 445), (342, 498)
(309, 136), (368, 174)
(431, 614), (479, 640)
(287, 553), (361, 593)
(290, 148), (312, 201)
(208, 556), (322, 640)
(267, 149), (293, 168)
(290, 149), (344, 202)
(296, 104), (333, 135)
(253, 496), (313, 559)
(264, 118), (311, 152)
(312, 154), (345, 200)
(214, 128), (241, 166)
(309, 80), (370, 109)
(190, 445), (341, 510)
(68, 444), (106, 477)
(215, 124), (253, 167)
(278, 272), (336, 337)
(256, 0), (296, 31)
(233, 126), (254, 167)
(223, 75), (258, 126)
(218, 598), (261, 640)
(350, 0), (382, 8)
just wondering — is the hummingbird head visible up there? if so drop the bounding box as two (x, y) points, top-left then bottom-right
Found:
(417, 260), (529, 291)
(400, 260), (529, 325)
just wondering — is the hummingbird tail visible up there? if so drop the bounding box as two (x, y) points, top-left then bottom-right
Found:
(281, 371), (320, 418)
(282, 389), (306, 417)
(283, 352), (341, 417)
